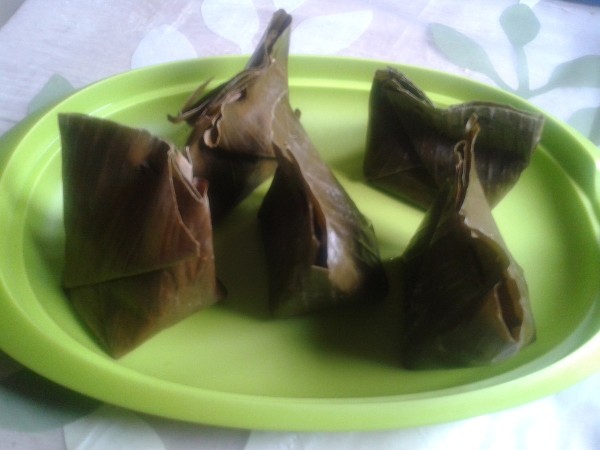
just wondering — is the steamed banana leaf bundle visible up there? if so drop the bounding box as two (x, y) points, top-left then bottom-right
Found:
(400, 116), (535, 368)
(171, 10), (387, 316)
(259, 12), (387, 316)
(364, 68), (545, 209)
(60, 114), (223, 357)
(168, 11), (292, 221)
(259, 141), (387, 317)
(261, 14), (386, 316)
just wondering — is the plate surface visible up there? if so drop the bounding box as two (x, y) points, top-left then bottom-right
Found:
(1, 56), (599, 431)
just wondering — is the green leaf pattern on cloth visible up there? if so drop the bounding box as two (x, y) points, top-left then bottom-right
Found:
(568, 107), (600, 145)
(499, 4), (540, 47)
(429, 3), (600, 145)
(429, 24), (510, 91)
(27, 74), (75, 115)
(542, 56), (600, 92)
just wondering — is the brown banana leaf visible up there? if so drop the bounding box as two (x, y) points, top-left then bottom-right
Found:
(213, 11), (387, 316)
(60, 113), (223, 357)
(168, 10), (292, 221)
(171, 10), (388, 316)
(259, 145), (388, 317)
(399, 115), (535, 368)
(364, 67), (545, 209)
(256, 14), (387, 316)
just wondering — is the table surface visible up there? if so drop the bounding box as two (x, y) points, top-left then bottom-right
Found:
(1, 1), (599, 449)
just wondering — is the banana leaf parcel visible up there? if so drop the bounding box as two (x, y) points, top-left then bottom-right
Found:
(399, 116), (535, 368)
(168, 11), (292, 221)
(262, 13), (387, 316)
(364, 68), (545, 209)
(60, 114), (223, 357)
(259, 140), (387, 317)
(176, 10), (387, 316)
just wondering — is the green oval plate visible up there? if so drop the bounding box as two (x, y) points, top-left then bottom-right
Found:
(1, 56), (599, 431)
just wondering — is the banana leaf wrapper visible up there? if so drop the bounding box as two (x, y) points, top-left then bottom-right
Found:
(364, 68), (545, 209)
(400, 116), (535, 368)
(258, 44), (388, 316)
(259, 144), (388, 317)
(170, 10), (387, 316)
(169, 10), (292, 221)
(60, 114), (223, 357)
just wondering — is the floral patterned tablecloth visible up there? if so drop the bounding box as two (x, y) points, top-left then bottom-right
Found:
(1, 0), (599, 448)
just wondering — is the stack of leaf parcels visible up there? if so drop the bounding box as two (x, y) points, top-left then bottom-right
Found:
(61, 9), (388, 358)
(171, 9), (388, 317)
(364, 68), (541, 368)
(167, 12), (289, 222)
(61, 9), (539, 365)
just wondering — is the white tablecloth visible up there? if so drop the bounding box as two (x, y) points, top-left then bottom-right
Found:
(1, 1), (599, 448)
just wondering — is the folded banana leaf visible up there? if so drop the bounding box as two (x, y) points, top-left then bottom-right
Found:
(60, 114), (223, 357)
(210, 12), (386, 316)
(399, 115), (535, 368)
(169, 10), (387, 316)
(259, 141), (387, 316)
(168, 10), (292, 221)
(364, 68), (545, 209)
